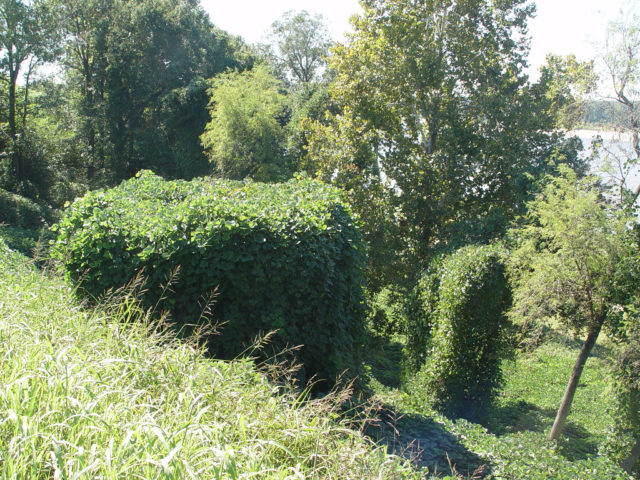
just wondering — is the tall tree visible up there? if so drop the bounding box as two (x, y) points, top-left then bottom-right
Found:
(103, 0), (240, 181)
(201, 64), (289, 182)
(0, 0), (60, 186)
(307, 0), (583, 285)
(59, 0), (242, 185)
(59, 0), (112, 184)
(269, 10), (331, 85)
(508, 167), (638, 442)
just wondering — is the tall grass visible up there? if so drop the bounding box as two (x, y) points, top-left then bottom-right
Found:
(0, 244), (419, 479)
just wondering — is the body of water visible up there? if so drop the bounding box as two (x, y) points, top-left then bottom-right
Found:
(571, 129), (639, 197)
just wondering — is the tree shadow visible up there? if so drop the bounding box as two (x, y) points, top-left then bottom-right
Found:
(365, 336), (405, 389)
(523, 324), (612, 360)
(485, 400), (557, 436)
(484, 400), (601, 461)
(366, 404), (491, 478)
(556, 422), (602, 461)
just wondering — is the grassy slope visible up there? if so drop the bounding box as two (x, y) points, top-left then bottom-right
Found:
(0, 242), (419, 479)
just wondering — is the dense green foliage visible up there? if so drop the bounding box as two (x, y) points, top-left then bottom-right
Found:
(0, 186), (54, 229)
(0, 187), (57, 254)
(52, 171), (366, 384)
(605, 318), (640, 475)
(365, 285), (406, 340)
(1, 0), (248, 203)
(404, 245), (512, 420)
(4, 0), (640, 475)
(0, 0), (61, 191)
(404, 255), (443, 372)
(536, 54), (596, 130)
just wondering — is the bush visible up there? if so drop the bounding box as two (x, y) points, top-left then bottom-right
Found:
(404, 245), (512, 420)
(0, 188), (55, 229)
(51, 171), (366, 385)
(602, 326), (640, 476)
(0, 188), (58, 256)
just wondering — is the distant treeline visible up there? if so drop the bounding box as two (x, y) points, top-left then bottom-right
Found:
(581, 100), (631, 128)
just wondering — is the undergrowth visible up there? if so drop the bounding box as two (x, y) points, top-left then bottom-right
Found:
(1, 231), (633, 479)
(365, 329), (632, 479)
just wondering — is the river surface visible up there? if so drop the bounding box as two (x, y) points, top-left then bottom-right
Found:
(571, 129), (639, 197)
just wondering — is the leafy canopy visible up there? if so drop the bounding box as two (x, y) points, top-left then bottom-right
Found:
(508, 166), (636, 334)
(269, 10), (331, 85)
(307, 0), (585, 284)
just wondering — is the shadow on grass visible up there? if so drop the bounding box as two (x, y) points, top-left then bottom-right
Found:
(485, 400), (556, 436)
(557, 422), (602, 461)
(367, 404), (491, 478)
(522, 323), (612, 360)
(365, 336), (405, 389)
(485, 400), (601, 461)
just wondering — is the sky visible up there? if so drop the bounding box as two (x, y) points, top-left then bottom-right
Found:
(201, 0), (362, 44)
(200, 0), (632, 76)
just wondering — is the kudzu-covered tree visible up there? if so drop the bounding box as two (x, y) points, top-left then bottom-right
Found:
(405, 244), (512, 420)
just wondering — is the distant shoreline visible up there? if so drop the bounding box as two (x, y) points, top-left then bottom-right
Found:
(570, 129), (633, 141)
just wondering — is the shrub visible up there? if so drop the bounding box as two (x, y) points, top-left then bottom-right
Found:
(404, 244), (512, 420)
(0, 188), (56, 229)
(0, 188), (58, 255)
(602, 324), (640, 476)
(51, 171), (366, 385)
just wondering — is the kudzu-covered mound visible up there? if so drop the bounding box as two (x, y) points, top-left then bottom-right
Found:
(52, 171), (366, 384)
(405, 244), (512, 420)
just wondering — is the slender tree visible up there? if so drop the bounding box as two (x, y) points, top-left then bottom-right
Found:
(59, 0), (112, 183)
(201, 64), (289, 182)
(508, 166), (638, 442)
(598, 6), (640, 206)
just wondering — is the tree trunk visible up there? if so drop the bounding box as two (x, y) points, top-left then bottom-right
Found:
(548, 318), (604, 442)
(8, 70), (17, 139)
(8, 67), (23, 186)
(622, 436), (640, 474)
